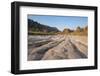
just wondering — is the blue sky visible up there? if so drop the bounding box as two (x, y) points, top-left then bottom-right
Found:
(28, 15), (88, 31)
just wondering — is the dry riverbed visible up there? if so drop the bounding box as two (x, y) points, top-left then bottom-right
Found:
(28, 35), (88, 61)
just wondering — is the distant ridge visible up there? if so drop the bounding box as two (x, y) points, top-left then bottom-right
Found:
(28, 19), (60, 33)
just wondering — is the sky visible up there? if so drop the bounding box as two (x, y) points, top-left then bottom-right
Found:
(28, 15), (88, 31)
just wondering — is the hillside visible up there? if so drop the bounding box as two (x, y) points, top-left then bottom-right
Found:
(28, 19), (60, 35)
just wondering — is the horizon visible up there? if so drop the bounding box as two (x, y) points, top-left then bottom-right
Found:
(28, 15), (88, 31)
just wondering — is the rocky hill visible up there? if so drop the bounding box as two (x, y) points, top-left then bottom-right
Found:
(28, 19), (60, 34)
